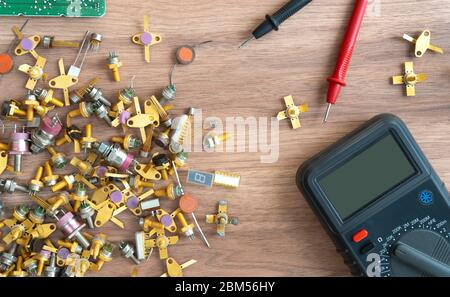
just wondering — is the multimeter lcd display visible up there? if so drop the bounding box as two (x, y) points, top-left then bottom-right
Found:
(318, 134), (417, 220)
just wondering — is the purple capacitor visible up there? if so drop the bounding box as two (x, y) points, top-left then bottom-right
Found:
(126, 196), (139, 209)
(56, 212), (82, 237)
(110, 190), (122, 204)
(21, 38), (34, 51)
(118, 153), (134, 172)
(160, 214), (173, 227)
(57, 248), (70, 260)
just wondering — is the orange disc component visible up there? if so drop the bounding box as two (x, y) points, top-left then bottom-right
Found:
(0, 53), (14, 74)
(176, 46), (196, 65)
(179, 194), (198, 214)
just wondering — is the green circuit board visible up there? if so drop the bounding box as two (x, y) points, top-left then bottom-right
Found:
(0, 0), (106, 17)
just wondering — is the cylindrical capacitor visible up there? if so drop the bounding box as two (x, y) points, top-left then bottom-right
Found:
(56, 212), (90, 250)
(9, 131), (31, 172)
(30, 116), (62, 154)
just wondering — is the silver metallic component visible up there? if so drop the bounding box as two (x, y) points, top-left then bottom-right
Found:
(0, 243), (17, 273)
(0, 178), (29, 194)
(107, 51), (120, 65)
(118, 241), (141, 265)
(140, 199), (160, 212)
(159, 84), (176, 106)
(90, 100), (113, 127)
(44, 253), (60, 277)
(93, 142), (136, 173)
(79, 201), (95, 229)
(134, 231), (146, 261)
(0, 200), (5, 219)
(85, 86), (112, 107)
(89, 32), (102, 52)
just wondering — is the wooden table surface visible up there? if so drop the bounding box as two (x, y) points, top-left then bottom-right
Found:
(0, 0), (449, 277)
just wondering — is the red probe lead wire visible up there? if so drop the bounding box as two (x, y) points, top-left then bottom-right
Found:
(323, 0), (368, 123)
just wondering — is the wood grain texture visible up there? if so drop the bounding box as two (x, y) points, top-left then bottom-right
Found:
(0, 0), (449, 277)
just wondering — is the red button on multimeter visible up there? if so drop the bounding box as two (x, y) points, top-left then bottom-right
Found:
(352, 229), (368, 243)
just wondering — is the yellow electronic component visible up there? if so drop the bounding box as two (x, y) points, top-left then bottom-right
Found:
(48, 193), (71, 212)
(107, 51), (122, 82)
(12, 25), (40, 56)
(213, 171), (241, 188)
(35, 88), (64, 108)
(403, 30), (444, 58)
(51, 174), (75, 192)
(112, 134), (142, 151)
(206, 200), (238, 237)
(42, 161), (59, 187)
(93, 201), (116, 228)
(47, 58), (79, 106)
(18, 54), (47, 91)
(81, 124), (97, 153)
(277, 95), (308, 129)
(47, 146), (67, 169)
(10, 256), (27, 277)
(392, 62), (426, 97)
(161, 258), (197, 277)
(132, 15), (162, 63)
(134, 162), (161, 181)
(28, 166), (44, 194)
(0, 150), (8, 176)
(144, 227), (178, 260)
(154, 183), (182, 201)
(70, 157), (93, 176)
(155, 208), (178, 233)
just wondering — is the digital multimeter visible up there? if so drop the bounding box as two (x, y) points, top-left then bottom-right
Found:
(297, 114), (450, 277)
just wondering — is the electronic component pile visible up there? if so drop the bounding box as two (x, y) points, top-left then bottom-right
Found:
(0, 18), (239, 277)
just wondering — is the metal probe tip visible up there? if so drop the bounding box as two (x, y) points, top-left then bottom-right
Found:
(323, 103), (332, 123)
(238, 36), (255, 49)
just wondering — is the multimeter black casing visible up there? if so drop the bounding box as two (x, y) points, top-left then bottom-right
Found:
(297, 114), (450, 277)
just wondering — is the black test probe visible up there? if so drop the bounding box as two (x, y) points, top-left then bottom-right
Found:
(239, 0), (312, 48)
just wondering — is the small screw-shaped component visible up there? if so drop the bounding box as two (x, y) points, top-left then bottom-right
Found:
(12, 204), (30, 221)
(22, 257), (38, 277)
(44, 252), (60, 277)
(1, 100), (27, 118)
(10, 256), (27, 277)
(117, 85), (136, 107)
(153, 128), (171, 148)
(159, 83), (177, 106)
(139, 125), (154, 158)
(78, 201), (95, 230)
(153, 154), (171, 180)
(47, 146), (67, 169)
(0, 178), (29, 194)
(142, 218), (165, 232)
(55, 211), (90, 249)
(85, 85), (112, 107)
(0, 200), (5, 220)
(69, 77), (99, 105)
(9, 128), (31, 172)
(118, 241), (141, 265)
(48, 192), (70, 212)
(24, 92), (39, 122)
(176, 212), (195, 240)
(35, 249), (51, 276)
(149, 95), (172, 127)
(57, 240), (83, 254)
(154, 183), (183, 201)
(51, 174), (76, 192)
(28, 166), (44, 195)
(81, 124), (97, 153)
(28, 206), (46, 224)
(91, 100), (113, 127)
(70, 183), (88, 212)
(203, 132), (230, 150)
(107, 51), (123, 82)
(33, 88), (64, 107)
(68, 101), (95, 120)
(0, 242), (18, 273)
(96, 244), (113, 271)
(112, 134), (142, 151)
(43, 161), (59, 187)
(169, 108), (195, 154)
(42, 35), (80, 49)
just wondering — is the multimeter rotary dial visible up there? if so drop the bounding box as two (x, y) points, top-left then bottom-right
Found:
(378, 220), (450, 277)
